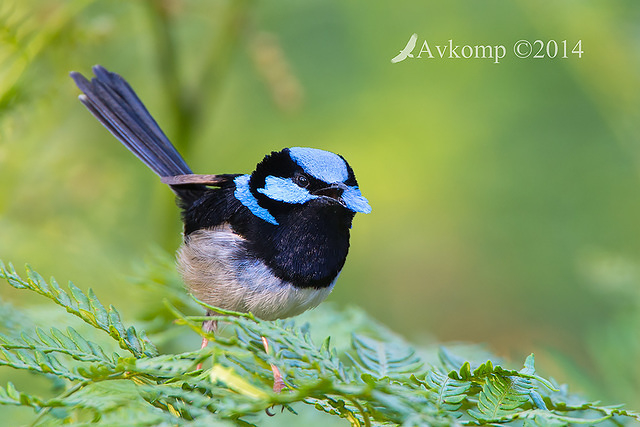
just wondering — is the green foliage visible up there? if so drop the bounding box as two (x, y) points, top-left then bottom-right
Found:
(3, 0), (640, 413)
(0, 260), (638, 426)
(0, 261), (156, 359)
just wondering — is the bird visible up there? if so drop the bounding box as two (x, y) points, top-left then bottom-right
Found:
(70, 65), (371, 391)
(391, 33), (418, 63)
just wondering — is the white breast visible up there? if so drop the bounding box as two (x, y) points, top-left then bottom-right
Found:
(177, 225), (336, 320)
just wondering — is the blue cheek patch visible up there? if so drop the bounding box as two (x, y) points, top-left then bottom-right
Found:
(342, 186), (372, 214)
(289, 147), (348, 183)
(234, 175), (279, 225)
(257, 176), (317, 204)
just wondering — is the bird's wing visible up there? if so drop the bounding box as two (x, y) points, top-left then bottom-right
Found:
(161, 174), (240, 186)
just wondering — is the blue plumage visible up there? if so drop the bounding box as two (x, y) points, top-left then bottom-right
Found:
(289, 147), (349, 183)
(258, 176), (317, 204)
(341, 186), (372, 214)
(233, 175), (279, 225)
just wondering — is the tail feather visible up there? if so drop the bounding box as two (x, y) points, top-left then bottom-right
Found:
(71, 65), (192, 177)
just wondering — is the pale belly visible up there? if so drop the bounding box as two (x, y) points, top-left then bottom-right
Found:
(177, 225), (336, 320)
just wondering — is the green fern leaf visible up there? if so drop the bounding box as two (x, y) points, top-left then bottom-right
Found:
(68, 282), (91, 313)
(0, 345), (84, 381)
(49, 277), (73, 307)
(520, 409), (615, 425)
(518, 354), (556, 392)
(0, 263), (157, 358)
(57, 380), (184, 425)
(0, 382), (44, 408)
(472, 359), (500, 378)
(0, 327), (114, 364)
(309, 396), (364, 424)
(348, 334), (423, 378)
(2, 259), (640, 425)
(468, 373), (533, 421)
(121, 352), (201, 377)
(423, 370), (471, 411)
(87, 288), (109, 329)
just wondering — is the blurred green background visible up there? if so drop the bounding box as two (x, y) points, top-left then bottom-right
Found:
(2, 0), (640, 413)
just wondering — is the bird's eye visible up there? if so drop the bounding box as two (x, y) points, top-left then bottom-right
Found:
(294, 174), (310, 188)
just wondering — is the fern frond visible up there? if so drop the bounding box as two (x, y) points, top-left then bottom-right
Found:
(0, 262), (157, 358)
(422, 370), (471, 412)
(518, 409), (613, 426)
(56, 380), (180, 425)
(1, 261), (639, 425)
(0, 327), (115, 364)
(468, 373), (532, 421)
(120, 352), (201, 378)
(348, 334), (423, 378)
(176, 297), (355, 385)
(0, 382), (45, 409)
(441, 354), (554, 422)
(545, 398), (640, 424)
(0, 345), (85, 381)
(308, 396), (366, 426)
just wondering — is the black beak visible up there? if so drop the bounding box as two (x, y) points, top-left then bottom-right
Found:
(313, 184), (347, 207)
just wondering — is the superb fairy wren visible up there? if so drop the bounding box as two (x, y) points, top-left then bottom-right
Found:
(70, 66), (371, 372)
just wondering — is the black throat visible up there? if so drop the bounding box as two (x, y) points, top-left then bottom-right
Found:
(233, 199), (355, 289)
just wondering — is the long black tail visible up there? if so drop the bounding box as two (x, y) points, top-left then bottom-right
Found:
(71, 66), (191, 177)
(71, 65), (206, 205)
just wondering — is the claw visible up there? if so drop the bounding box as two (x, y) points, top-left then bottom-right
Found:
(264, 404), (286, 417)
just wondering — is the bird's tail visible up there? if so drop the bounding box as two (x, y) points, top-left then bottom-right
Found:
(71, 65), (208, 206)
(71, 65), (192, 178)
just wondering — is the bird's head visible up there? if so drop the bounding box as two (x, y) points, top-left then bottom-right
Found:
(234, 147), (371, 225)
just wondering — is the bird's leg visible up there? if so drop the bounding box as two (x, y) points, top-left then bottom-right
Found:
(197, 316), (285, 393)
(261, 336), (285, 393)
(197, 316), (217, 370)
